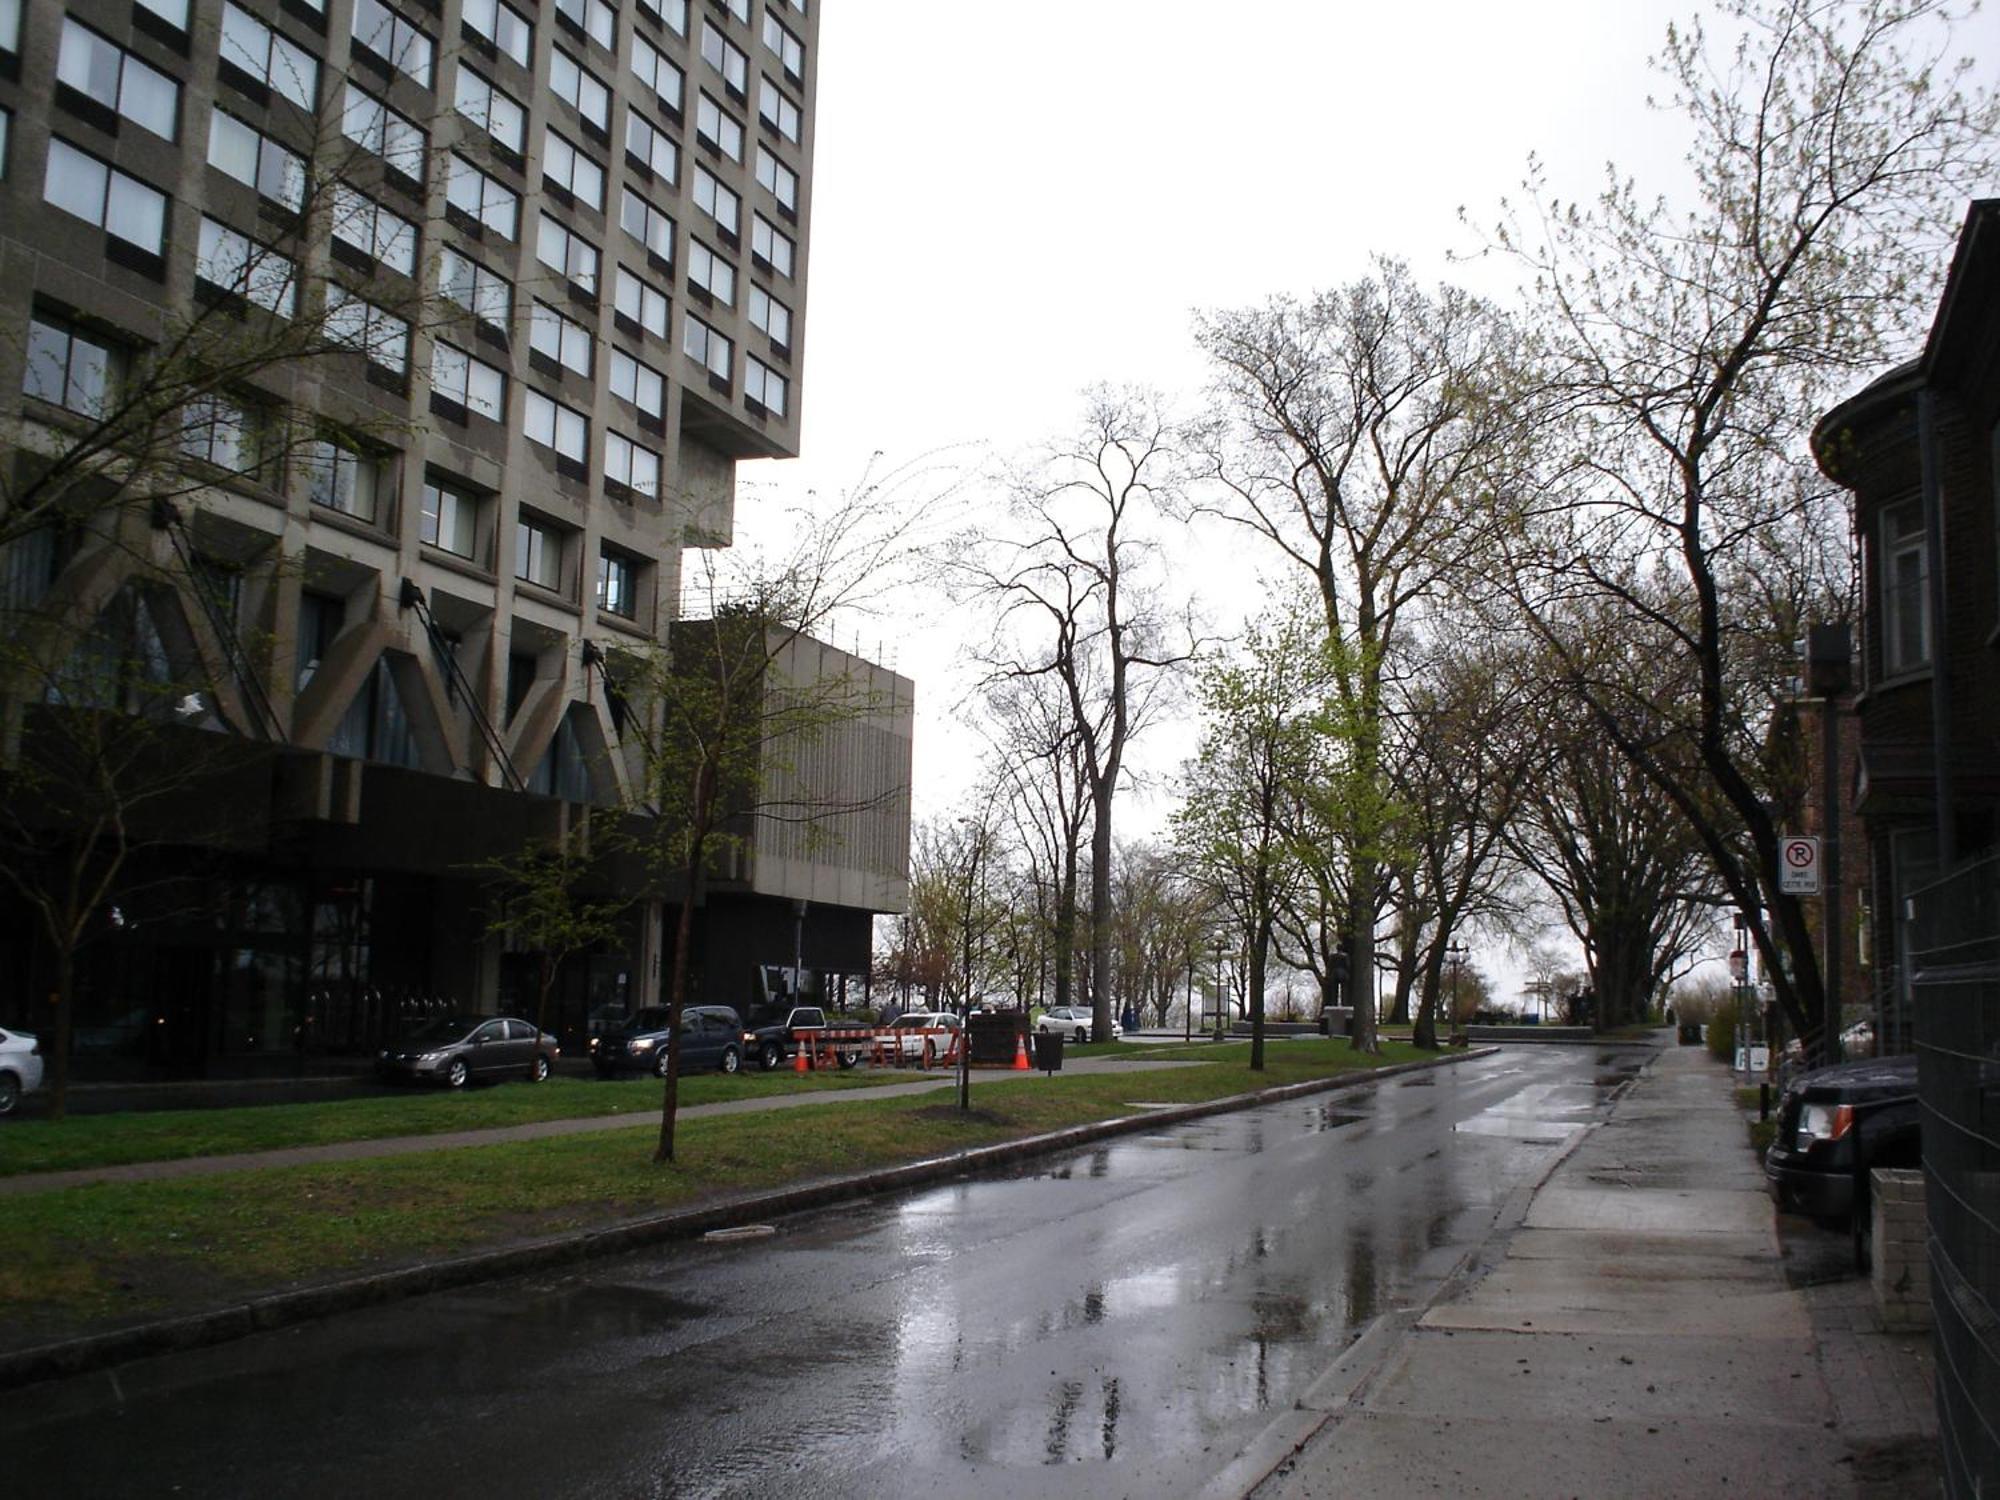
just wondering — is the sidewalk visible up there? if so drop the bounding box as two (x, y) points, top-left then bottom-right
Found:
(1226, 1044), (1937, 1499)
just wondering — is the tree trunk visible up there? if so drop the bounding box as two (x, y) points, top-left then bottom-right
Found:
(49, 948), (75, 1124)
(1348, 854), (1380, 1053)
(655, 762), (715, 1164)
(1088, 787), (1115, 1043)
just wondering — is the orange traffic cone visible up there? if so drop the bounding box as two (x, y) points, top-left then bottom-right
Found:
(1013, 1032), (1030, 1071)
(794, 1041), (809, 1074)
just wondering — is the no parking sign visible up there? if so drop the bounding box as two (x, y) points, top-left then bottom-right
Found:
(1779, 835), (1821, 895)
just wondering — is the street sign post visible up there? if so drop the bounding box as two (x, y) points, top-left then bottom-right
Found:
(1779, 835), (1821, 895)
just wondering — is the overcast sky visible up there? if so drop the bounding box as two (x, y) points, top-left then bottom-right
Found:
(733, 0), (1990, 995)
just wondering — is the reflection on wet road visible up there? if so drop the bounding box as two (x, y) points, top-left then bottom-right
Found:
(2, 1047), (1645, 1499)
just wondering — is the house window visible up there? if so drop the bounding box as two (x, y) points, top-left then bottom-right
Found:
(748, 284), (790, 349)
(209, 112), (307, 210)
(696, 92), (742, 160)
(754, 145), (796, 212)
(220, 3), (318, 109)
(597, 548), (636, 616)
(23, 316), (121, 415)
(761, 13), (803, 81)
(614, 267), (670, 339)
(351, 0), (433, 88)
(58, 19), (179, 140)
(461, 0), (532, 67)
(325, 288), (410, 374)
(439, 246), (512, 330)
(446, 155), (519, 238)
(554, 0), (614, 49)
(524, 389), (588, 463)
(620, 188), (674, 264)
(301, 437), (384, 523)
(196, 216), (297, 315)
(700, 22), (746, 94)
(542, 128), (605, 210)
(330, 186), (418, 274)
(608, 348), (664, 417)
(1881, 501), (1929, 675)
(625, 110), (679, 182)
(536, 213), (599, 294)
(178, 394), (260, 472)
(515, 515), (564, 590)
(682, 313), (730, 382)
(45, 138), (168, 256)
(529, 301), (594, 376)
(549, 47), (610, 130)
(744, 357), (785, 417)
(757, 77), (799, 142)
(431, 341), (506, 419)
(629, 35), (683, 114)
(603, 432), (660, 498)
(420, 479), (479, 557)
(693, 165), (738, 235)
(454, 67), (524, 153)
(751, 213), (793, 278)
(341, 84), (426, 180)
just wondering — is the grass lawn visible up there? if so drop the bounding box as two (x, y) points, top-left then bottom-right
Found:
(0, 1069), (897, 1178)
(0, 1040), (1429, 1338)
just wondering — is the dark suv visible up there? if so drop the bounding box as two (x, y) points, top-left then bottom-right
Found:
(591, 1005), (745, 1078)
(1765, 1053), (1920, 1246)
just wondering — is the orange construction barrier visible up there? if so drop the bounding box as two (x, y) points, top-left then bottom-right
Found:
(1013, 1032), (1030, 1070)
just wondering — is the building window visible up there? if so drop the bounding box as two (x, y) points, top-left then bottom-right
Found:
(431, 342), (506, 419)
(133, 0), (188, 28)
(620, 188), (674, 264)
(625, 109), (679, 182)
(178, 394), (260, 473)
(700, 22), (746, 95)
(682, 313), (730, 382)
(536, 214), (600, 295)
(603, 432), (661, 499)
(461, 0), (531, 67)
(420, 478), (479, 557)
(542, 128), (605, 209)
(597, 547), (636, 616)
(220, 3), (318, 109)
(330, 186), (418, 274)
(687, 238), (734, 305)
(629, 35), (683, 115)
(524, 389), (588, 463)
(744, 356), (786, 417)
(351, 0), (433, 88)
(722, 0), (748, 22)
(634, 0), (684, 37)
(529, 300), (595, 376)
(608, 347), (664, 417)
(748, 284), (790, 349)
(58, 19), (179, 140)
(1881, 501), (1929, 675)
(454, 67), (524, 153)
(325, 288), (411, 374)
(446, 154), (519, 237)
(209, 112), (307, 210)
(23, 315), (121, 416)
(0, 0), (17, 49)
(696, 92), (742, 160)
(439, 246), (512, 330)
(761, 13), (803, 82)
(554, 0), (615, 48)
(340, 84), (426, 181)
(196, 217), (297, 315)
(751, 213), (793, 278)
(614, 267), (670, 340)
(758, 77), (799, 142)
(515, 515), (564, 590)
(301, 437), (384, 523)
(45, 138), (168, 256)
(549, 47), (610, 130)
(693, 164), (738, 235)
(754, 145), (796, 213)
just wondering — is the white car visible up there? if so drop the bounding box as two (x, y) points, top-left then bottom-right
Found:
(0, 1026), (46, 1116)
(888, 1011), (962, 1064)
(1036, 1007), (1121, 1043)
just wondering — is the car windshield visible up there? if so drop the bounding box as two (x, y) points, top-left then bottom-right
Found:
(625, 1008), (673, 1032)
(401, 1017), (482, 1044)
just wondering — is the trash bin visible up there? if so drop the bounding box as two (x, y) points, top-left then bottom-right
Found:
(1033, 1032), (1064, 1072)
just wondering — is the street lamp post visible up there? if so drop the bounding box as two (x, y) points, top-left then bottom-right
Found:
(1184, 955), (1193, 1043)
(957, 817), (985, 1112)
(1445, 941), (1467, 1047)
(1213, 939), (1227, 1042)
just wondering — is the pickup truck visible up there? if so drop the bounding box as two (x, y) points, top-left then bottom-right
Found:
(743, 1007), (873, 1071)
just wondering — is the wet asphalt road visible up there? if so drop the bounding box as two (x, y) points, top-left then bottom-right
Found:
(6, 1045), (1648, 1499)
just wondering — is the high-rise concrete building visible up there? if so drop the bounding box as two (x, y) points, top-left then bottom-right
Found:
(0, 0), (913, 1074)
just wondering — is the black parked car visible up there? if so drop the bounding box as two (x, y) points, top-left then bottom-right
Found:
(377, 1016), (559, 1089)
(1765, 1053), (1920, 1263)
(591, 1005), (745, 1078)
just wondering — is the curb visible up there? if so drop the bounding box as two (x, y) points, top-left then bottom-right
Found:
(0, 1047), (1498, 1391)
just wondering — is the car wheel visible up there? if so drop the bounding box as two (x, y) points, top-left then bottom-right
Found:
(655, 1049), (673, 1079)
(1074, 1028), (1087, 1044)
(837, 1049), (861, 1070)
(530, 1054), (550, 1083)
(720, 1046), (742, 1076)
(0, 1071), (18, 1116)
(445, 1058), (469, 1090)
(759, 1040), (783, 1071)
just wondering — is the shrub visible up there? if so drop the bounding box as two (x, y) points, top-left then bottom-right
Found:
(1706, 1007), (1736, 1061)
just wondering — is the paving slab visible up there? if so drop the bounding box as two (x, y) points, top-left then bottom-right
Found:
(1525, 1184), (1777, 1236)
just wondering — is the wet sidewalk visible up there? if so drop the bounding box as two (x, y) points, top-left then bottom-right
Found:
(1225, 1043), (1937, 1499)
